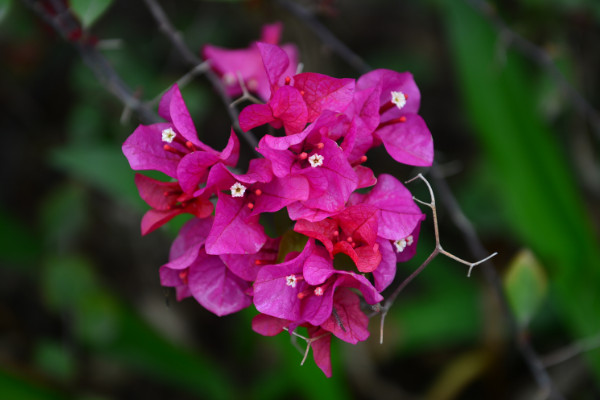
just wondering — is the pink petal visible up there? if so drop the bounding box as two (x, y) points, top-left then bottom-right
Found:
(256, 141), (296, 178)
(252, 175), (310, 215)
(376, 114), (434, 166)
(220, 129), (240, 167)
(299, 139), (358, 213)
(337, 204), (379, 245)
(352, 174), (424, 240)
(188, 251), (252, 316)
(286, 202), (337, 222)
(357, 69), (421, 114)
(177, 151), (220, 194)
(253, 240), (315, 320)
(257, 42), (290, 91)
(166, 217), (214, 268)
(307, 327), (332, 377)
(321, 288), (369, 344)
(205, 192), (267, 255)
(372, 238), (396, 292)
(141, 197), (212, 234)
(293, 73), (355, 122)
(159, 84), (202, 148)
(294, 218), (337, 255)
(122, 123), (180, 178)
(252, 314), (289, 336)
(239, 103), (274, 132)
(260, 22), (282, 44)
(140, 208), (183, 235)
(221, 237), (279, 281)
(332, 241), (381, 273)
(270, 85), (308, 134)
(354, 165), (377, 189)
(261, 128), (310, 151)
(302, 246), (336, 285)
(396, 220), (423, 263)
(134, 174), (178, 210)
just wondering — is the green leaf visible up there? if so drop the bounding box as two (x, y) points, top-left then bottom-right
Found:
(40, 254), (234, 399)
(0, 0), (12, 23)
(439, 0), (600, 373)
(40, 184), (88, 253)
(49, 145), (143, 209)
(504, 249), (548, 327)
(70, 0), (114, 28)
(33, 339), (76, 382)
(0, 207), (41, 269)
(0, 368), (68, 400)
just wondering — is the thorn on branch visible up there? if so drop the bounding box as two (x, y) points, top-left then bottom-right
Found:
(230, 71), (263, 107)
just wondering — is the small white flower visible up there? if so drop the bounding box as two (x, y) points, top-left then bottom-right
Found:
(406, 235), (414, 246)
(314, 287), (324, 296)
(308, 153), (324, 168)
(286, 275), (298, 288)
(161, 127), (176, 143)
(230, 182), (247, 198)
(394, 238), (407, 253)
(391, 91), (407, 110)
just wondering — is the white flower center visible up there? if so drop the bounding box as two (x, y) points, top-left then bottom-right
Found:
(314, 287), (324, 296)
(230, 182), (247, 198)
(285, 274), (298, 288)
(391, 91), (407, 110)
(161, 127), (176, 143)
(308, 153), (324, 168)
(394, 239), (407, 253)
(406, 235), (414, 246)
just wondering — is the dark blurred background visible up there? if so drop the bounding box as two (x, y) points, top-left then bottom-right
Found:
(1, 0), (600, 399)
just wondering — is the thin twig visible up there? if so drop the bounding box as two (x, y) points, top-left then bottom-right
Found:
(466, 0), (600, 142)
(142, 0), (259, 151)
(542, 333), (600, 368)
(283, 327), (330, 366)
(21, 0), (159, 124)
(229, 71), (263, 107)
(280, 3), (562, 394)
(276, 0), (371, 75)
(379, 174), (497, 344)
(147, 61), (212, 107)
(430, 165), (565, 400)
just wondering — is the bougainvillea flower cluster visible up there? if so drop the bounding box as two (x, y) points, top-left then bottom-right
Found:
(122, 24), (433, 377)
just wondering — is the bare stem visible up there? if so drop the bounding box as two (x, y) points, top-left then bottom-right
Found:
(542, 332), (600, 368)
(466, 0), (600, 143)
(147, 62), (212, 107)
(142, 0), (259, 151)
(229, 72), (263, 107)
(379, 173), (497, 344)
(276, 0), (371, 74)
(430, 165), (565, 400)
(21, 0), (159, 124)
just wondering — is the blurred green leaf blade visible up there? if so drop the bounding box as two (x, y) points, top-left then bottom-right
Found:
(504, 249), (548, 327)
(70, 0), (113, 28)
(440, 0), (600, 373)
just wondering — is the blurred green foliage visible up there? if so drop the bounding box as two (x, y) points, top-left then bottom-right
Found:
(1, 0), (599, 399)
